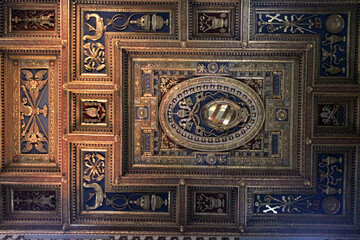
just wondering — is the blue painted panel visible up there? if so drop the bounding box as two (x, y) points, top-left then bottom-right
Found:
(271, 134), (278, 155)
(82, 151), (169, 212)
(20, 69), (49, 154)
(256, 13), (348, 77)
(83, 11), (170, 73)
(254, 153), (344, 215)
(273, 74), (280, 96)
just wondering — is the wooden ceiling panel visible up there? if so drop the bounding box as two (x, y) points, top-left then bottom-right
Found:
(0, 0), (359, 239)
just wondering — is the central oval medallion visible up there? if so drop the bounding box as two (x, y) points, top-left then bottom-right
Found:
(159, 76), (265, 151)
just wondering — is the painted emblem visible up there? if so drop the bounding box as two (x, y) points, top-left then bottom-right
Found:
(159, 76), (265, 151)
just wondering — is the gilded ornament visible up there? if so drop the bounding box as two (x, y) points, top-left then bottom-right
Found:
(321, 44), (344, 65)
(318, 155), (342, 195)
(160, 77), (179, 95)
(322, 33), (346, 45)
(276, 109), (287, 121)
(199, 13), (228, 33)
(129, 194), (167, 211)
(255, 194), (314, 214)
(83, 102), (106, 122)
(83, 13), (107, 41)
(12, 190), (56, 211)
(107, 13), (169, 32)
(83, 153), (105, 182)
(11, 10), (55, 31)
(319, 105), (342, 126)
(136, 107), (148, 119)
(179, 179), (186, 185)
(303, 179), (311, 186)
(239, 180), (245, 187)
(196, 193), (226, 213)
(321, 196), (341, 215)
(20, 70), (49, 153)
(159, 76), (265, 151)
(61, 40), (67, 48)
(83, 42), (105, 72)
(84, 181), (168, 212)
(207, 62), (219, 73)
(62, 223), (69, 231)
(202, 99), (250, 130)
(258, 14), (319, 34)
(205, 153), (217, 165)
(325, 14), (345, 34)
(83, 182), (105, 211)
(61, 175), (68, 183)
(321, 64), (345, 75)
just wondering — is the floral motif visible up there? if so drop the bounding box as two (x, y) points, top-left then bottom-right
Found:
(197, 63), (207, 73)
(83, 152), (105, 182)
(160, 77), (179, 95)
(20, 69), (49, 154)
(83, 42), (105, 72)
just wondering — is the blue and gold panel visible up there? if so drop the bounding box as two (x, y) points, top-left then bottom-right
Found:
(247, 145), (356, 225)
(2, 184), (61, 222)
(187, 186), (238, 226)
(70, 91), (113, 133)
(257, 13), (348, 78)
(132, 59), (298, 171)
(7, 57), (58, 168)
(82, 11), (170, 74)
(313, 94), (359, 137)
(75, 2), (178, 80)
(251, 2), (359, 84)
(81, 149), (169, 212)
(71, 143), (176, 224)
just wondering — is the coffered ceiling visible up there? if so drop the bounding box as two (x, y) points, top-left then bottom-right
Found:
(0, 0), (359, 239)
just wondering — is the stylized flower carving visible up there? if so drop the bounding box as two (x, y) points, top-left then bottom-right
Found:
(83, 153), (105, 182)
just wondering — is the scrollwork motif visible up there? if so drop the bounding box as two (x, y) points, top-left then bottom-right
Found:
(13, 190), (56, 211)
(83, 42), (105, 72)
(318, 155), (343, 195)
(83, 153), (105, 182)
(257, 14), (320, 34)
(11, 10), (55, 31)
(20, 69), (49, 154)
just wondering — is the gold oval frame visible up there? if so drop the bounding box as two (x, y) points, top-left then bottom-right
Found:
(159, 76), (265, 151)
